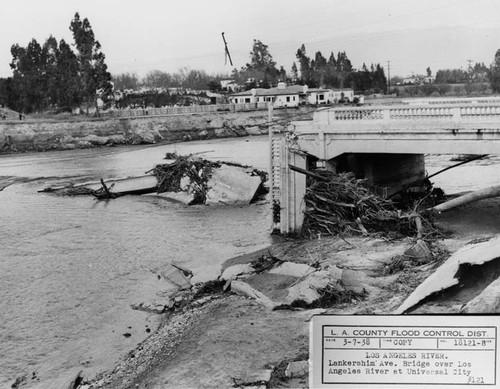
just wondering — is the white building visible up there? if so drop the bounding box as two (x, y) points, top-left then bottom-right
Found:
(307, 88), (354, 104)
(230, 83), (304, 107)
(220, 80), (240, 92)
(230, 83), (354, 107)
(331, 88), (354, 102)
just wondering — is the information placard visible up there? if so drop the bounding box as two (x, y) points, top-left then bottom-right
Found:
(310, 315), (500, 389)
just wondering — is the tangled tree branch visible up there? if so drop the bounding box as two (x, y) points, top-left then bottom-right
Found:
(293, 167), (438, 239)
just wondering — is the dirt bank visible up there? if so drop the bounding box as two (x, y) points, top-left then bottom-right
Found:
(0, 108), (313, 154)
(78, 196), (500, 389)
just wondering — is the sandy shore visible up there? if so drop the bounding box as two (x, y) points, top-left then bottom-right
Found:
(76, 195), (500, 389)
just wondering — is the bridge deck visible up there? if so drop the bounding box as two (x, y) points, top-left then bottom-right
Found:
(293, 103), (500, 158)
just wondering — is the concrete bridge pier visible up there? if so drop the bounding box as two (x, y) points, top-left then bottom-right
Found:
(278, 144), (308, 233)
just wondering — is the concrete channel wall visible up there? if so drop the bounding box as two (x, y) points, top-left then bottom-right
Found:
(0, 110), (296, 154)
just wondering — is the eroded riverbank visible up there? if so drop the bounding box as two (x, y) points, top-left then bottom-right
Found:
(0, 108), (313, 153)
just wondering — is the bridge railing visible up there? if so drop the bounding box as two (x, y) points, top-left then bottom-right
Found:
(307, 102), (500, 129)
(405, 96), (500, 105)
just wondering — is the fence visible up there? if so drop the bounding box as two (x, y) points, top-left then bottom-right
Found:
(100, 102), (269, 118)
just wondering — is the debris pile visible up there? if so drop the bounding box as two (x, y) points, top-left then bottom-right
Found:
(40, 152), (267, 205)
(147, 153), (220, 204)
(218, 251), (369, 310)
(394, 235), (500, 314)
(297, 168), (436, 239)
(147, 152), (267, 205)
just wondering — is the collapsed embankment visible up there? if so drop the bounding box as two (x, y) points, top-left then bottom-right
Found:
(0, 108), (312, 153)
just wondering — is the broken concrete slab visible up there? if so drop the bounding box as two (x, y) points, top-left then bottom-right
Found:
(404, 240), (431, 260)
(131, 301), (168, 314)
(220, 263), (254, 281)
(235, 369), (272, 385)
(394, 235), (500, 314)
(340, 269), (370, 295)
(286, 271), (332, 304)
(205, 164), (262, 205)
(285, 360), (309, 378)
(58, 175), (158, 196)
(461, 276), (500, 313)
(325, 265), (343, 281)
(268, 262), (316, 278)
(294, 308), (326, 322)
(231, 280), (277, 310)
(158, 263), (192, 291)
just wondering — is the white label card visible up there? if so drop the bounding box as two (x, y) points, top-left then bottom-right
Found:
(310, 315), (500, 389)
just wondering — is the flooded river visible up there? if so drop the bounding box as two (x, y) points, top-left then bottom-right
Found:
(0, 136), (273, 387)
(0, 136), (498, 387)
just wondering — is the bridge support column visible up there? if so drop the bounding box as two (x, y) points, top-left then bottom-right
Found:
(280, 146), (307, 234)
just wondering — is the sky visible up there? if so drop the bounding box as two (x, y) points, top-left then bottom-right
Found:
(1, 0), (500, 79)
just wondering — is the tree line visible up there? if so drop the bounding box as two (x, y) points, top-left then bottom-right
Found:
(0, 13), (113, 114)
(114, 41), (388, 95)
(228, 40), (387, 93)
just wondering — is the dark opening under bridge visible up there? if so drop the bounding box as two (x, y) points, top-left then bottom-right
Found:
(270, 98), (500, 233)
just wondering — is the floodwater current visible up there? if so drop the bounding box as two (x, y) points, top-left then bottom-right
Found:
(0, 136), (499, 387)
(0, 136), (273, 387)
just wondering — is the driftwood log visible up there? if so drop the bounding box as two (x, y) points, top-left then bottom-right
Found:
(430, 184), (500, 213)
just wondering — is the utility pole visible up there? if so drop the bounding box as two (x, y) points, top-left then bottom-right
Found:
(467, 58), (473, 82)
(387, 61), (391, 95)
(221, 32), (233, 67)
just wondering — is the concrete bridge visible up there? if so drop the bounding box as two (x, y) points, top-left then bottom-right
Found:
(270, 98), (500, 233)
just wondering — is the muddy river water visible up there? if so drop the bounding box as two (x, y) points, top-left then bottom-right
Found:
(0, 135), (498, 387)
(0, 136), (274, 387)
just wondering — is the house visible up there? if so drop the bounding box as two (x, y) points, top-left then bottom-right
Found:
(307, 88), (354, 104)
(230, 83), (304, 107)
(220, 80), (241, 92)
(230, 83), (355, 107)
(403, 75), (435, 85)
(306, 87), (331, 105)
(331, 88), (354, 102)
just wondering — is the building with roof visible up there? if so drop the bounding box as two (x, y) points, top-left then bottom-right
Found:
(229, 83), (354, 107)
